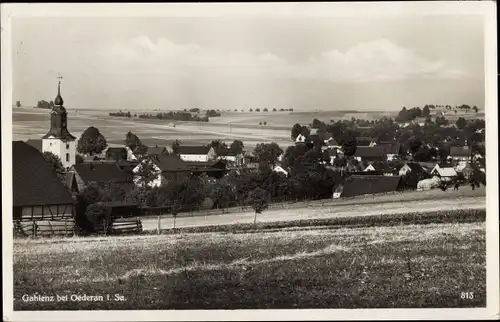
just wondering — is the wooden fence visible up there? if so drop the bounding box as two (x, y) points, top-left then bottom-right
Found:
(14, 219), (75, 238)
(94, 217), (143, 236)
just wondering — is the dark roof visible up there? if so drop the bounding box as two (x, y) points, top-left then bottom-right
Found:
(13, 141), (75, 207)
(74, 163), (132, 184)
(105, 147), (128, 160)
(325, 137), (339, 145)
(356, 137), (373, 146)
(366, 162), (393, 172)
(178, 145), (212, 155)
(218, 150), (239, 157)
(450, 146), (471, 157)
(65, 172), (78, 192)
(340, 175), (402, 197)
(106, 147), (127, 154)
(380, 143), (402, 155)
(146, 146), (167, 156)
(25, 139), (42, 152)
(150, 154), (191, 172)
(354, 146), (387, 158)
(184, 160), (227, 172)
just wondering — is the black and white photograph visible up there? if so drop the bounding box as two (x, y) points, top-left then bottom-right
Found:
(1, 2), (498, 321)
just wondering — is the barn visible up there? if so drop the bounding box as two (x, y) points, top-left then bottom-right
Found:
(13, 141), (76, 236)
(334, 175), (403, 198)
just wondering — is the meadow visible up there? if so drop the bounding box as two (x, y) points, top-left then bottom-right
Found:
(12, 108), (397, 148)
(14, 210), (486, 310)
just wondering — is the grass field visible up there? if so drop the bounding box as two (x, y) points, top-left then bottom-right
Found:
(14, 211), (485, 310)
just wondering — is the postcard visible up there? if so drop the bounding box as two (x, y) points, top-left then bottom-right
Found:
(2, 2), (498, 321)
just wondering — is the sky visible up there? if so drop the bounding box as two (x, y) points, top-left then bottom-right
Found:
(11, 11), (485, 112)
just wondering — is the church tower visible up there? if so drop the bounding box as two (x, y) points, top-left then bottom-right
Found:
(42, 81), (77, 168)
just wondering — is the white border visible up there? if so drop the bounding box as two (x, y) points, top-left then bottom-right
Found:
(1, 2), (498, 321)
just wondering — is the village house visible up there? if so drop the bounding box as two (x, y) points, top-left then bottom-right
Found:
(363, 162), (395, 176)
(105, 147), (128, 162)
(217, 150), (244, 166)
(13, 141), (75, 222)
(295, 133), (312, 145)
(323, 136), (341, 150)
(178, 146), (216, 162)
(184, 160), (228, 179)
(272, 165), (289, 176)
(430, 164), (458, 181)
(456, 163), (474, 180)
(355, 137), (373, 147)
(449, 145), (471, 167)
(398, 162), (425, 177)
(71, 162), (135, 193)
(378, 142), (403, 161)
(133, 154), (192, 188)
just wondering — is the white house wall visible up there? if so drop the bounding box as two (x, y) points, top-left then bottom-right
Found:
(42, 138), (76, 168)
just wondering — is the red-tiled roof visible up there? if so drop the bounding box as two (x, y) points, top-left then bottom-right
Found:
(13, 141), (75, 207)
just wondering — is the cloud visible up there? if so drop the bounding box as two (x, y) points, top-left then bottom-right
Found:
(101, 36), (464, 82)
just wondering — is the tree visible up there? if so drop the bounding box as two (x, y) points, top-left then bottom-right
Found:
(253, 142), (283, 166)
(230, 140), (244, 155)
(435, 116), (448, 126)
(408, 137), (423, 157)
(422, 105), (430, 117)
(42, 151), (66, 181)
(209, 140), (228, 156)
(75, 184), (104, 234)
(341, 134), (357, 157)
(16, 101), (21, 108)
(179, 176), (206, 212)
(272, 108), (277, 112)
(134, 158), (160, 189)
(101, 183), (127, 202)
(77, 126), (108, 155)
(172, 140), (181, 155)
(255, 108), (261, 112)
(473, 106), (478, 113)
(263, 121), (267, 126)
(456, 117), (467, 130)
(85, 202), (113, 235)
(248, 187), (270, 224)
(75, 154), (85, 165)
(210, 183), (235, 212)
(125, 131), (142, 151)
(291, 123), (302, 140)
(263, 108), (268, 112)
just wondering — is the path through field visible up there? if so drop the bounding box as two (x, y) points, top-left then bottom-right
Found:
(142, 193), (486, 231)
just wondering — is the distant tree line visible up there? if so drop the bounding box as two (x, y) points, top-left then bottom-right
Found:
(109, 110), (132, 118)
(34, 100), (54, 109)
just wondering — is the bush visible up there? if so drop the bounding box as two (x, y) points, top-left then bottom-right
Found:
(85, 202), (113, 234)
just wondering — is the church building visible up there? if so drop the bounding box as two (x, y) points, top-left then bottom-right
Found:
(41, 81), (77, 168)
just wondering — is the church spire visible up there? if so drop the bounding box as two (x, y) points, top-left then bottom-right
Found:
(54, 80), (64, 106)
